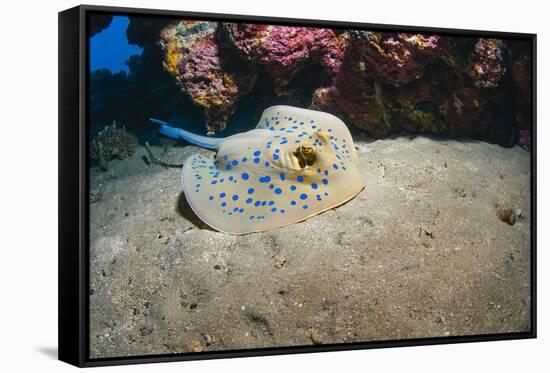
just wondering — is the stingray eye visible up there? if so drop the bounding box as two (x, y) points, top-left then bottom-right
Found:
(302, 146), (313, 155)
(293, 145), (316, 168)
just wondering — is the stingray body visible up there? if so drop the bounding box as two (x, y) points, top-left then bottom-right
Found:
(151, 106), (364, 235)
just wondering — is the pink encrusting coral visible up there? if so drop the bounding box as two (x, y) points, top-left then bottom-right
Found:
(221, 23), (348, 87)
(468, 38), (507, 88)
(159, 21), (256, 133)
(156, 21), (530, 145)
(355, 32), (442, 86)
(312, 32), (444, 136)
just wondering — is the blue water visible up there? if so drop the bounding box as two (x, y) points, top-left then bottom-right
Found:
(90, 16), (143, 73)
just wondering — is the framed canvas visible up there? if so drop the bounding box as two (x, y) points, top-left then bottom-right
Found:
(58, 4), (537, 367)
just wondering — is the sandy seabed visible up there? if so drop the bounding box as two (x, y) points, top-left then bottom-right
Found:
(89, 136), (531, 358)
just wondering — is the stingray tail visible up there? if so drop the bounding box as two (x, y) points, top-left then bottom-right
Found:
(149, 118), (222, 150)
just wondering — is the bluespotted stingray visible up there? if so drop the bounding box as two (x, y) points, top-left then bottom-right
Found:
(150, 106), (364, 234)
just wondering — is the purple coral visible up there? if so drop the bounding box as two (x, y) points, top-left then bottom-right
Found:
(312, 32), (443, 136)
(159, 21), (256, 133)
(519, 130), (530, 147)
(349, 31), (442, 86)
(157, 21), (529, 145)
(221, 23), (348, 87)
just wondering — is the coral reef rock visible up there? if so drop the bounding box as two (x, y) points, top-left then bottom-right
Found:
(511, 54), (532, 137)
(313, 34), (522, 145)
(468, 39), (507, 88)
(90, 123), (138, 167)
(312, 32), (443, 137)
(219, 23), (348, 87)
(159, 21), (257, 133)
(150, 20), (531, 144)
(350, 31), (442, 86)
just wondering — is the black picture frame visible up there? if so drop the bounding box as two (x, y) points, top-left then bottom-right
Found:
(58, 4), (537, 367)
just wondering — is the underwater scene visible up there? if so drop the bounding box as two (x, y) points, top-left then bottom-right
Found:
(88, 14), (532, 358)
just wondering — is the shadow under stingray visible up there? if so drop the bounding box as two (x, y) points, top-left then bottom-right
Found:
(176, 191), (216, 232)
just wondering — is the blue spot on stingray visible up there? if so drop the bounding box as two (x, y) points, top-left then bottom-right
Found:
(225, 165), (232, 170)
(242, 157), (248, 163)
(275, 149), (280, 153)
(242, 173), (250, 180)
(311, 183), (318, 189)
(246, 198), (253, 204)
(228, 176), (234, 181)
(265, 161), (270, 167)
(248, 188), (255, 194)
(280, 209), (285, 213)
(303, 205), (308, 209)
(324, 170), (329, 176)
(232, 160), (238, 166)
(290, 200), (297, 206)
(300, 193), (308, 200)
(249, 216), (254, 220)
(268, 201), (275, 206)
(220, 193), (226, 198)
(275, 188), (282, 194)
(221, 202), (227, 207)
(232, 195), (239, 201)
(261, 201), (267, 206)
(254, 201), (261, 206)
(273, 154), (279, 160)
(253, 150), (261, 156)
(269, 184), (274, 189)
(211, 180), (218, 185)
(233, 207), (239, 212)
(322, 179), (328, 185)
(290, 185), (297, 191)
(317, 168), (321, 173)
(333, 164), (339, 170)
(280, 140), (288, 145)
(259, 176), (271, 183)
(223, 155), (228, 160)
(253, 158), (260, 164)
(209, 196), (214, 200)
(239, 208), (244, 213)
(279, 172), (285, 181)
(271, 208), (277, 212)
(297, 176), (304, 182)
(324, 192), (329, 196)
